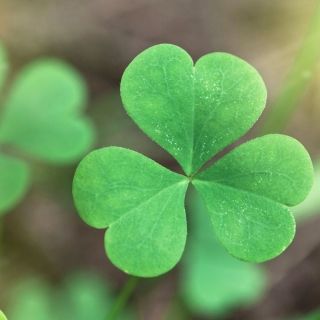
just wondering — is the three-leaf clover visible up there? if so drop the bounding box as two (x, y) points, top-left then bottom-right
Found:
(0, 42), (94, 215)
(73, 44), (313, 277)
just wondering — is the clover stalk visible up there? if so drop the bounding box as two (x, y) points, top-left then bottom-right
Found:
(105, 276), (139, 320)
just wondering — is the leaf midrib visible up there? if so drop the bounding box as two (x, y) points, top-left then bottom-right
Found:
(108, 179), (189, 228)
(189, 65), (195, 176)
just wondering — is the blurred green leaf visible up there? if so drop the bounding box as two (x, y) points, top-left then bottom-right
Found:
(261, 2), (320, 134)
(0, 153), (30, 215)
(8, 278), (53, 320)
(293, 162), (320, 220)
(0, 310), (7, 320)
(193, 134), (313, 262)
(0, 59), (94, 164)
(0, 50), (95, 214)
(0, 43), (8, 90)
(7, 272), (134, 320)
(58, 272), (112, 320)
(181, 190), (265, 316)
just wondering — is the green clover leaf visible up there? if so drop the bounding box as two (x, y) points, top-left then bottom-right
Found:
(0, 42), (94, 215)
(193, 134), (312, 262)
(73, 44), (313, 277)
(121, 45), (266, 175)
(73, 147), (188, 276)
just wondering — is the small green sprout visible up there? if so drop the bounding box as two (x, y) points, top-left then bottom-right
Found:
(73, 44), (313, 277)
(0, 42), (94, 215)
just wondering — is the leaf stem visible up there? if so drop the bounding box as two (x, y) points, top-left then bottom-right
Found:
(260, 1), (320, 134)
(106, 276), (138, 320)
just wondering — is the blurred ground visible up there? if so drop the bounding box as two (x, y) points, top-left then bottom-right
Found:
(1, 1), (320, 319)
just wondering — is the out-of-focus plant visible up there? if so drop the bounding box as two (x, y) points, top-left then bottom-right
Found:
(293, 162), (320, 220)
(6, 272), (134, 320)
(302, 310), (320, 320)
(260, 3), (320, 223)
(292, 309), (320, 320)
(73, 44), (313, 279)
(180, 190), (266, 316)
(261, 2), (320, 134)
(8, 278), (52, 320)
(0, 42), (94, 215)
(0, 310), (7, 320)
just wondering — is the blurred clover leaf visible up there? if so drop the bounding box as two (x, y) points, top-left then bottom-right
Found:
(181, 191), (265, 315)
(7, 272), (134, 320)
(0, 42), (94, 215)
(73, 44), (313, 277)
(0, 310), (7, 320)
(293, 161), (320, 220)
(8, 278), (53, 320)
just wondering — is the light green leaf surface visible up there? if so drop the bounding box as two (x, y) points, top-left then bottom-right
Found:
(194, 182), (295, 262)
(0, 42), (8, 90)
(193, 134), (313, 262)
(0, 310), (7, 320)
(0, 59), (94, 163)
(196, 135), (313, 205)
(73, 147), (189, 277)
(121, 44), (267, 175)
(181, 191), (265, 315)
(0, 153), (30, 215)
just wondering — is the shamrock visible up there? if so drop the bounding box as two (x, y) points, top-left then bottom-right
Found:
(72, 44), (313, 277)
(0, 42), (94, 215)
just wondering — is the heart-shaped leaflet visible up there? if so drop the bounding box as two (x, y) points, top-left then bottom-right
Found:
(0, 56), (95, 215)
(121, 44), (267, 175)
(0, 59), (94, 164)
